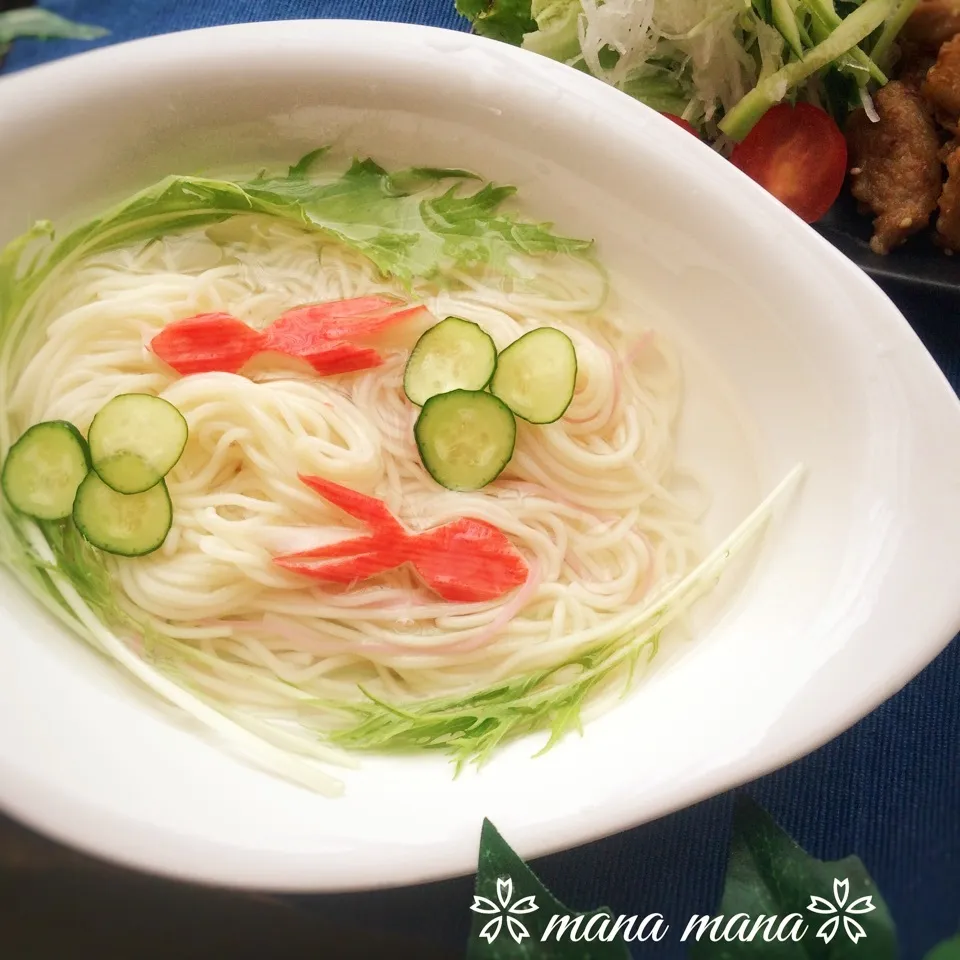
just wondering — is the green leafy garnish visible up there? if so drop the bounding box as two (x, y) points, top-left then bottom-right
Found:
(0, 8), (106, 58)
(0, 150), (590, 337)
(692, 796), (898, 959)
(329, 630), (661, 771)
(246, 154), (590, 282)
(38, 519), (132, 628)
(469, 818), (630, 959)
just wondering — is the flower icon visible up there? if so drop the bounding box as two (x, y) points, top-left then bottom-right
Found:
(807, 877), (877, 944)
(470, 876), (539, 945)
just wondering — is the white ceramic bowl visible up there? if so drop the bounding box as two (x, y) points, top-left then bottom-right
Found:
(1, 20), (959, 891)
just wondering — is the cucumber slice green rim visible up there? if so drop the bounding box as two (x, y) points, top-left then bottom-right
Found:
(1, 421), (91, 521)
(489, 327), (578, 424)
(414, 389), (517, 491)
(403, 317), (498, 406)
(73, 472), (173, 557)
(88, 393), (188, 494)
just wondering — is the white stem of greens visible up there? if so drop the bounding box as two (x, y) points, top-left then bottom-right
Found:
(21, 520), (347, 796)
(586, 462), (806, 671)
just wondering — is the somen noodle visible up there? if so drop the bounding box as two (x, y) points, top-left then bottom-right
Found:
(0, 154), (798, 794)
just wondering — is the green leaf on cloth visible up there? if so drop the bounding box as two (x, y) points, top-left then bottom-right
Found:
(925, 935), (960, 960)
(690, 796), (898, 958)
(468, 818), (630, 959)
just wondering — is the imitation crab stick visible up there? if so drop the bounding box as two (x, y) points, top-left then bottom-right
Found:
(273, 475), (529, 603)
(150, 296), (430, 377)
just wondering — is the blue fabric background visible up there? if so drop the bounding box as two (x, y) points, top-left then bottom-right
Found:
(3, 5), (959, 958)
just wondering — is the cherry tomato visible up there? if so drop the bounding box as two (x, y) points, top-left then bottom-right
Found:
(662, 113), (700, 137)
(729, 102), (847, 224)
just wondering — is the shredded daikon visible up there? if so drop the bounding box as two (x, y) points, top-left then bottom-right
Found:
(525, 0), (786, 130)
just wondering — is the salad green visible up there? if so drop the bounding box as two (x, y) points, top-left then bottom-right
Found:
(456, 0), (916, 139)
(721, 0), (896, 139)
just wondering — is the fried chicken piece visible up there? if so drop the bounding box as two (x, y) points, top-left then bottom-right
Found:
(847, 82), (942, 255)
(922, 33), (960, 128)
(902, 0), (960, 51)
(936, 143), (960, 249)
(847, 82), (942, 254)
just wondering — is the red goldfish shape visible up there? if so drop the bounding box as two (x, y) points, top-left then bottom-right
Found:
(150, 296), (430, 377)
(273, 475), (530, 603)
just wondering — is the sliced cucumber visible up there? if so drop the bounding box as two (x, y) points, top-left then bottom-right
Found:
(1, 421), (91, 521)
(414, 390), (516, 491)
(88, 393), (188, 494)
(73, 472), (173, 557)
(403, 317), (497, 406)
(490, 327), (578, 424)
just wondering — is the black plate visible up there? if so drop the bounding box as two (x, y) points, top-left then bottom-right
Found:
(814, 186), (960, 295)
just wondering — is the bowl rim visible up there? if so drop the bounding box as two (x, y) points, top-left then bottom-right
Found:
(1, 17), (960, 891)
